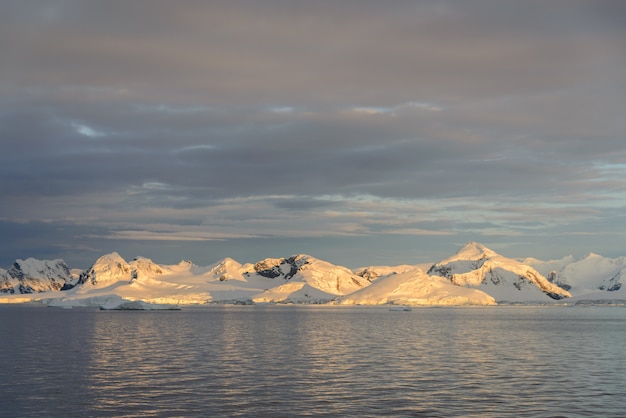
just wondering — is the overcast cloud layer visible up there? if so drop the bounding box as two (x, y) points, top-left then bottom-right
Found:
(1, 0), (625, 268)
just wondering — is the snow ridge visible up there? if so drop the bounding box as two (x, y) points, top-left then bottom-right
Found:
(339, 267), (495, 306)
(5, 241), (626, 307)
(0, 258), (72, 294)
(428, 242), (571, 302)
(546, 253), (626, 295)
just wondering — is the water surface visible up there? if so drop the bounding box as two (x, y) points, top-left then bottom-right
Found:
(1, 305), (625, 416)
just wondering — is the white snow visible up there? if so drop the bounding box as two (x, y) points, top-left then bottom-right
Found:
(352, 264), (427, 281)
(339, 267), (496, 306)
(0, 258), (72, 294)
(521, 255), (577, 277)
(545, 253), (626, 295)
(33, 253), (370, 308)
(4, 241), (626, 307)
(252, 282), (336, 304)
(428, 242), (571, 302)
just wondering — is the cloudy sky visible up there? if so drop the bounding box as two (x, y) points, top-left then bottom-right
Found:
(1, 0), (625, 268)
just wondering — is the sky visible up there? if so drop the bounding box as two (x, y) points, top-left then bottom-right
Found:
(1, 0), (626, 269)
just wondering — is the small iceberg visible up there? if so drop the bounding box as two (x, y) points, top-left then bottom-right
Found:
(389, 306), (412, 311)
(100, 300), (181, 310)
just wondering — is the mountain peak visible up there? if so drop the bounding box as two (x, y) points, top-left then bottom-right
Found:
(585, 252), (605, 260)
(1, 257), (72, 294)
(130, 256), (167, 279)
(79, 252), (132, 287)
(429, 242), (571, 302)
(453, 241), (499, 261)
(95, 252), (127, 264)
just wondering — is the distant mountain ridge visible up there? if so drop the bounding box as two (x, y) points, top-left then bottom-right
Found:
(427, 242), (571, 302)
(525, 252), (626, 295)
(0, 258), (73, 294)
(2, 242), (626, 308)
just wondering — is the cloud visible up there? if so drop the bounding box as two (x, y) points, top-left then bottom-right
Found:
(347, 102), (444, 116)
(385, 228), (456, 237)
(1, 0), (626, 266)
(102, 230), (252, 241)
(268, 106), (296, 114)
(71, 122), (106, 138)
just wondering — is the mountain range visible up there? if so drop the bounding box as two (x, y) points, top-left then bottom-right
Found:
(2, 242), (625, 308)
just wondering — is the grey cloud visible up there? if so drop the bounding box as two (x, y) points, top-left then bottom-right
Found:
(272, 198), (341, 211)
(0, 97), (619, 205)
(4, 0), (623, 104)
(1, 0), (625, 266)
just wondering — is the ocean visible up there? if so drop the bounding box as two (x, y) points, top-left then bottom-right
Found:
(1, 304), (625, 417)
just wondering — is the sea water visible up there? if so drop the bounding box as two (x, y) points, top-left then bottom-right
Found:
(1, 304), (625, 417)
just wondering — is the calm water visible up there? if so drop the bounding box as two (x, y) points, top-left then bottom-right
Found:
(1, 305), (626, 417)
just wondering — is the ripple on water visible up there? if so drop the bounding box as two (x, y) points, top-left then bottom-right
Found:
(1, 305), (626, 417)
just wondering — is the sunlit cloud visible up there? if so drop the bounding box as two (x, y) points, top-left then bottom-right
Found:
(350, 106), (393, 115)
(71, 122), (106, 138)
(268, 106), (296, 114)
(103, 230), (247, 241)
(386, 228), (456, 236)
(347, 101), (444, 116)
(136, 104), (213, 114)
(404, 102), (444, 112)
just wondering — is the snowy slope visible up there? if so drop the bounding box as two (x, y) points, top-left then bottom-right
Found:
(73, 252), (134, 289)
(46, 254), (263, 307)
(520, 255), (577, 278)
(523, 253), (626, 298)
(243, 254), (370, 297)
(10, 243), (626, 307)
(252, 283), (337, 304)
(198, 257), (250, 282)
(339, 267), (496, 306)
(428, 242), (571, 302)
(543, 253), (626, 295)
(0, 258), (72, 294)
(352, 264), (427, 282)
(42, 253), (371, 307)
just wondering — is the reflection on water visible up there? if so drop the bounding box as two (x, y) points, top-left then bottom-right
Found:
(1, 305), (626, 416)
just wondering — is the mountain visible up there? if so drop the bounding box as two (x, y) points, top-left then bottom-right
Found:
(49, 253), (255, 307)
(200, 257), (250, 282)
(339, 267), (496, 306)
(532, 253), (626, 295)
(427, 242), (571, 302)
(352, 264), (421, 282)
(71, 252), (135, 289)
(246, 254), (370, 296)
(41, 253), (371, 307)
(0, 258), (73, 294)
(5, 242), (626, 307)
(520, 255), (577, 278)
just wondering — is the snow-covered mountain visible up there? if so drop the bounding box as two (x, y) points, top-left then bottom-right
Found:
(526, 253), (626, 296)
(339, 267), (496, 306)
(200, 257), (250, 282)
(38, 253), (373, 307)
(72, 252), (135, 289)
(246, 255), (370, 297)
(427, 242), (571, 302)
(520, 255), (577, 278)
(352, 264), (421, 282)
(4, 241), (626, 307)
(0, 258), (73, 294)
(48, 253), (254, 307)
